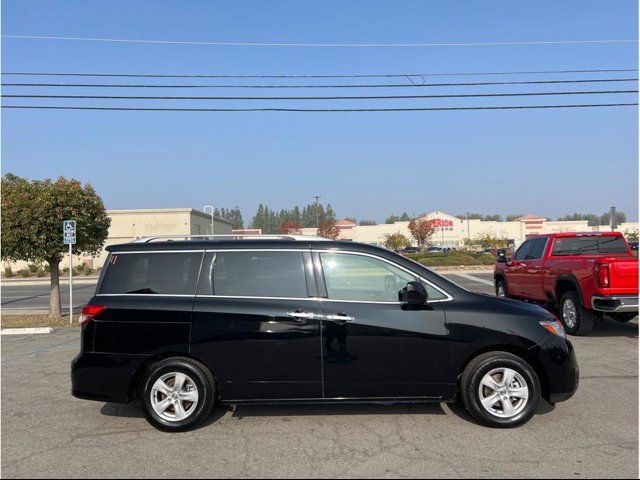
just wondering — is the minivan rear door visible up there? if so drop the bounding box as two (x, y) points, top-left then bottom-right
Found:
(191, 248), (323, 401)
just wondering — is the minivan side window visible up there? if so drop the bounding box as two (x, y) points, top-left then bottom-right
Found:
(99, 252), (203, 295)
(514, 241), (533, 261)
(320, 252), (447, 302)
(199, 251), (309, 298)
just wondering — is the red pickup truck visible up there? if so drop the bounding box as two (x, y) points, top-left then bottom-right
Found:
(494, 232), (638, 335)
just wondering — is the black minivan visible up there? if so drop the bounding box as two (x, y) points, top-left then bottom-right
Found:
(72, 236), (578, 431)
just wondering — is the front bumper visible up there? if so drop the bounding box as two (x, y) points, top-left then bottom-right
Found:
(536, 335), (579, 404)
(591, 295), (639, 313)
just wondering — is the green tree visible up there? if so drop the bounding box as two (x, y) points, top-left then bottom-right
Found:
(385, 212), (410, 224)
(383, 233), (410, 250)
(1, 174), (110, 317)
(359, 219), (377, 226)
(506, 214), (523, 222)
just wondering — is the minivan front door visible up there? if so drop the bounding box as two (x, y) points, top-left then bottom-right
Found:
(316, 251), (449, 400)
(191, 250), (322, 401)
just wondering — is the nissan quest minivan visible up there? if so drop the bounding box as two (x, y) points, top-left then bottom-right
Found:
(71, 235), (578, 431)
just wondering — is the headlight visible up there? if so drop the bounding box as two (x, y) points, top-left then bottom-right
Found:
(540, 320), (566, 338)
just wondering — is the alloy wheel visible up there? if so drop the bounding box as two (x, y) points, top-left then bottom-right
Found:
(150, 372), (199, 422)
(562, 299), (578, 329)
(478, 367), (529, 419)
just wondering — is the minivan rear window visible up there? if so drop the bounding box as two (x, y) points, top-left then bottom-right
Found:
(99, 252), (203, 295)
(198, 251), (308, 298)
(551, 236), (629, 256)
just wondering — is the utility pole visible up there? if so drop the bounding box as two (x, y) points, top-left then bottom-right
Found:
(203, 205), (215, 236)
(313, 195), (321, 233)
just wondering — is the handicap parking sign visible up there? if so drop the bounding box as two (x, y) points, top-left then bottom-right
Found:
(63, 220), (76, 245)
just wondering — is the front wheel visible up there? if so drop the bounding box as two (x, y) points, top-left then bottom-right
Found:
(460, 352), (540, 428)
(495, 278), (508, 298)
(559, 291), (598, 336)
(140, 357), (216, 432)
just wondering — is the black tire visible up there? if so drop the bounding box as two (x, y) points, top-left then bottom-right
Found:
(559, 291), (599, 336)
(495, 278), (509, 298)
(609, 312), (638, 323)
(460, 351), (540, 428)
(140, 357), (216, 432)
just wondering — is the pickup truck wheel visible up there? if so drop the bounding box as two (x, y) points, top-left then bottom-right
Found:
(559, 291), (598, 336)
(460, 351), (540, 428)
(495, 279), (508, 298)
(609, 312), (638, 323)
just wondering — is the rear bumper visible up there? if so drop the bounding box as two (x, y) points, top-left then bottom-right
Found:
(71, 352), (149, 403)
(591, 295), (639, 313)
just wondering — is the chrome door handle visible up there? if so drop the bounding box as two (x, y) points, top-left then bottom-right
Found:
(286, 311), (316, 321)
(325, 313), (355, 323)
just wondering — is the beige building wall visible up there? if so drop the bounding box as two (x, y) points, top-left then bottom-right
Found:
(302, 211), (639, 249)
(4, 208), (234, 273)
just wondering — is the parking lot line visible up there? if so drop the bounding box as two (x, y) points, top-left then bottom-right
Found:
(454, 273), (495, 286)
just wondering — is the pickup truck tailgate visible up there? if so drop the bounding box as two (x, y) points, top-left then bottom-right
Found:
(610, 257), (639, 289)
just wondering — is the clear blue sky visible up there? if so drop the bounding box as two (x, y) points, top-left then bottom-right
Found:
(2, 0), (638, 223)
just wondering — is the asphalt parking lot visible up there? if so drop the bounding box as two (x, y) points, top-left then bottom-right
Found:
(1, 274), (637, 479)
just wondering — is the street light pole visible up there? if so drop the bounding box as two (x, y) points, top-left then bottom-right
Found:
(313, 195), (321, 233)
(203, 205), (215, 236)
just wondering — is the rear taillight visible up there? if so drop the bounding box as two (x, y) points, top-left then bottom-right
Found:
(80, 305), (107, 325)
(595, 263), (610, 288)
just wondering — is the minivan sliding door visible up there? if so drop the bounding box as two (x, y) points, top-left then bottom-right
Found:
(191, 249), (322, 401)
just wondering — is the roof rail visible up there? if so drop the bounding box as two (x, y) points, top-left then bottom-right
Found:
(131, 234), (329, 243)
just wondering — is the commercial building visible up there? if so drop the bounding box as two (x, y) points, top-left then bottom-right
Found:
(4, 208), (234, 272)
(301, 211), (639, 248)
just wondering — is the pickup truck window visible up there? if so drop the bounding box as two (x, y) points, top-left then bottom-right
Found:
(552, 236), (629, 256)
(514, 240), (533, 260)
(527, 238), (548, 259)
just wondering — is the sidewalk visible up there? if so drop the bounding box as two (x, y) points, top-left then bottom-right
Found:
(2, 275), (99, 286)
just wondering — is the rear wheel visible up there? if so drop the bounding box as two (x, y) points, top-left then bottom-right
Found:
(559, 291), (598, 336)
(140, 357), (216, 432)
(609, 312), (638, 323)
(495, 278), (508, 298)
(460, 351), (540, 428)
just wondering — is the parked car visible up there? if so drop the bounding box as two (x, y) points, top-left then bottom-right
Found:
(494, 232), (639, 336)
(399, 246), (421, 254)
(72, 236), (578, 431)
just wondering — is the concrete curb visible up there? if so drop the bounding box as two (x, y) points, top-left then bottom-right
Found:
(1, 327), (54, 335)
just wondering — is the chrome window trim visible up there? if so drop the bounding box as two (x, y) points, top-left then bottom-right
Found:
(99, 248), (454, 303)
(96, 293), (196, 297)
(109, 249), (206, 254)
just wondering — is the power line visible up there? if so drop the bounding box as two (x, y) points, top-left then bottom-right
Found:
(3, 90), (636, 101)
(3, 78), (637, 89)
(2, 68), (638, 78)
(2, 103), (637, 112)
(2, 35), (637, 48)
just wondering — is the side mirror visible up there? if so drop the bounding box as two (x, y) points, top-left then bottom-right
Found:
(400, 281), (428, 306)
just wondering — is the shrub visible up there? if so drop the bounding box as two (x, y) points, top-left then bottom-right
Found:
(404, 252), (495, 267)
(4, 266), (13, 278)
(19, 269), (31, 277)
(28, 263), (39, 273)
(83, 265), (93, 276)
(36, 269), (45, 277)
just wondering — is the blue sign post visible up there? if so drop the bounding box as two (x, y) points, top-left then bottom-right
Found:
(63, 220), (76, 324)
